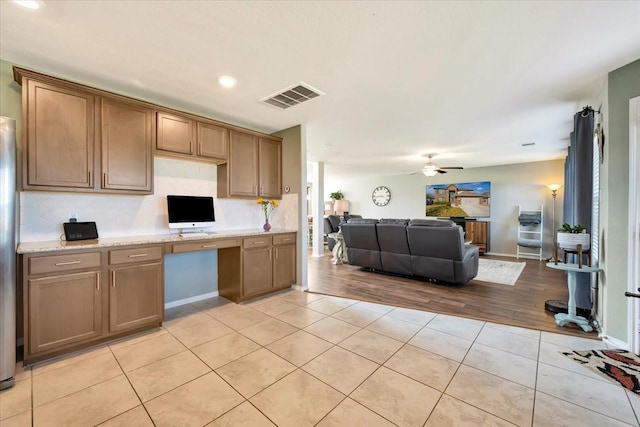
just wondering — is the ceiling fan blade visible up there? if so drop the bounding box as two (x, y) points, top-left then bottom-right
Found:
(439, 166), (464, 170)
(436, 169), (448, 174)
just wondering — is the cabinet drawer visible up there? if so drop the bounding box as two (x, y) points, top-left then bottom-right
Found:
(243, 236), (272, 249)
(170, 238), (239, 254)
(273, 233), (296, 246)
(28, 252), (102, 276)
(109, 246), (163, 265)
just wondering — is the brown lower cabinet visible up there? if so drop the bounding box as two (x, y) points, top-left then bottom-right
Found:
(242, 247), (273, 299)
(273, 234), (296, 289)
(27, 270), (102, 356)
(22, 244), (164, 365)
(465, 220), (490, 254)
(21, 233), (296, 364)
(241, 233), (297, 300)
(108, 262), (164, 333)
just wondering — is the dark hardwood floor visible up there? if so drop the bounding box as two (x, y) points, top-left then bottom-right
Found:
(307, 249), (600, 339)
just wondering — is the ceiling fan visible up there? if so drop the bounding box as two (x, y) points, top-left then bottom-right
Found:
(421, 154), (463, 176)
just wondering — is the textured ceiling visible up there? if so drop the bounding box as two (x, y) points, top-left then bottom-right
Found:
(1, 1), (639, 177)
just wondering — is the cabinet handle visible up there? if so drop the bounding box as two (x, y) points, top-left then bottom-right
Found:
(275, 250), (278, 260)
(102, 173), (107, 188)
(128, 253), (148, 258)
(96, 272), (100, 291)
(55, 260), (81, 266)
(201, 244), (217, 248)
(87, 170), (91, 184)
(269, 249), (272, 261)
(253, 241), (265, 245)
(281, 238), (292, 242)
(111, 271), (116, 288)
(198, 141), (202, 154)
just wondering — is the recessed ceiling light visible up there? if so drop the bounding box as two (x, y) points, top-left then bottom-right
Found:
(217, 75), (237, 88)
(13, 0), (44, 9)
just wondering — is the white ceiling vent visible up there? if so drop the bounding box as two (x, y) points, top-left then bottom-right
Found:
(260, 82), (325, 110)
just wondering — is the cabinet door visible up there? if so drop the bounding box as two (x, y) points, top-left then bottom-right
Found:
(25, 80), (94, 189)
(466, 221), (488, 253)
(101, 99), (153, 192)
(259, 138), (282, 198)
(197, 122), (228, 160)
(156, 112), (193, 154)
(109, 262), (163, 333)
(273, 244), (296, 289)
(28, 271), (102, 355)
(242, 248), (272, 297)
(229, 131), (259, 197)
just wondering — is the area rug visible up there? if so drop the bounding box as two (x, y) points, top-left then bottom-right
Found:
(562, 349), (640, 395)
(474, 259), (526, 285)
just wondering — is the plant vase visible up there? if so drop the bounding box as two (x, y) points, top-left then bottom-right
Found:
(557, 232), (590, 250)
(263, 221), (271, 232)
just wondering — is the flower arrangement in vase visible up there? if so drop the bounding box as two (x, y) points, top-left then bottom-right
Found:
(256, 198), (278, 231)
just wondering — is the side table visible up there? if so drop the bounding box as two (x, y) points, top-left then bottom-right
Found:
(546, 262), (601, 332)
(329, 231), (347, 265)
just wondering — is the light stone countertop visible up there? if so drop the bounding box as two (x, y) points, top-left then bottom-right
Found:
(17, 228), (298, 254)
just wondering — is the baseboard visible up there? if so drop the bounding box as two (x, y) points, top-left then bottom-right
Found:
(165, 291), (219, 309)
(600, 334), (629, 350)
(485, 252), (517, 258)
(485, 252), (550, 261)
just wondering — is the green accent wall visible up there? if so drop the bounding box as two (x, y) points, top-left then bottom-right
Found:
(603, 58), (640, 341)
(0, 60), (23, 183)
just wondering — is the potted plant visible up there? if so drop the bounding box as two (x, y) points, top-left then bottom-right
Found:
(557, 223), (590, 250)
(329, 190), (344, 200)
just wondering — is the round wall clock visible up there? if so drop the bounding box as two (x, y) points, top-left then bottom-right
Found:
(372, 186), (391, 206)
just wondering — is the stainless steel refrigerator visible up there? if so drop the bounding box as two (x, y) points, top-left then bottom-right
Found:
(0, 116), (16, 390)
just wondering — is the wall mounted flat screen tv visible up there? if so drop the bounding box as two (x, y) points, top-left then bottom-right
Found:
(425, 181), (491, 218)
(167, 195), (215, 229)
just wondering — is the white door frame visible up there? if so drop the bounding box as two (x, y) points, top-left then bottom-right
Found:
(628, 96), (640, 354)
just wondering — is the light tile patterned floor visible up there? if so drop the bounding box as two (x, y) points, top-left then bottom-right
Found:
(1, 289), (639, 427)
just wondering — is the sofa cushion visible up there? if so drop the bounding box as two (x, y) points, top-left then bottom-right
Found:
(340, 214), (362, 224)
(379, 218), (410, 225)
(325, 215), (342, 233)
(408, 219), (456, 227)
(347, 218), (379, 224)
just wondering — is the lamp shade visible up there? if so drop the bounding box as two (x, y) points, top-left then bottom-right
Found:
(334, 199), (350, 213)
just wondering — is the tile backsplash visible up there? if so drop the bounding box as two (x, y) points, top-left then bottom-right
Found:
(19, 157), (298, 242)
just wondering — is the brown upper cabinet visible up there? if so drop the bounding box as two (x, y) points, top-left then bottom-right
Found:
(218, 130), (282, 199)
(101, 98), (153, 192)
(155, 112), (228, 163)
(14, 66), (281, 199)
(23, 79), (95, 189)
(16, 68), (154, 195)
(259, 137), (282, 199)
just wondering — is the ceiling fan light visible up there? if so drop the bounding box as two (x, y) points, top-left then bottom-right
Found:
(422, 166), (438, 177)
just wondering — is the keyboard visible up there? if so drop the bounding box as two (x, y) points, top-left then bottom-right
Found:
(178, 232), (210, 238)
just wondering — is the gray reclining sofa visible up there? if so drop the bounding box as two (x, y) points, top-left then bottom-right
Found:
(340, 218), (479, 285)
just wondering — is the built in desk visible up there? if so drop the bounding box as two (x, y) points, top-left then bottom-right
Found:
(17, 229), (297, 364)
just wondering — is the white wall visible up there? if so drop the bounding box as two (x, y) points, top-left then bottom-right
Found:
(325, 159), (565, 257)
(19, 157), (297, 241)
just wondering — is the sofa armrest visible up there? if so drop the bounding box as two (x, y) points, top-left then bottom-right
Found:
(456, 245), (480, 284)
